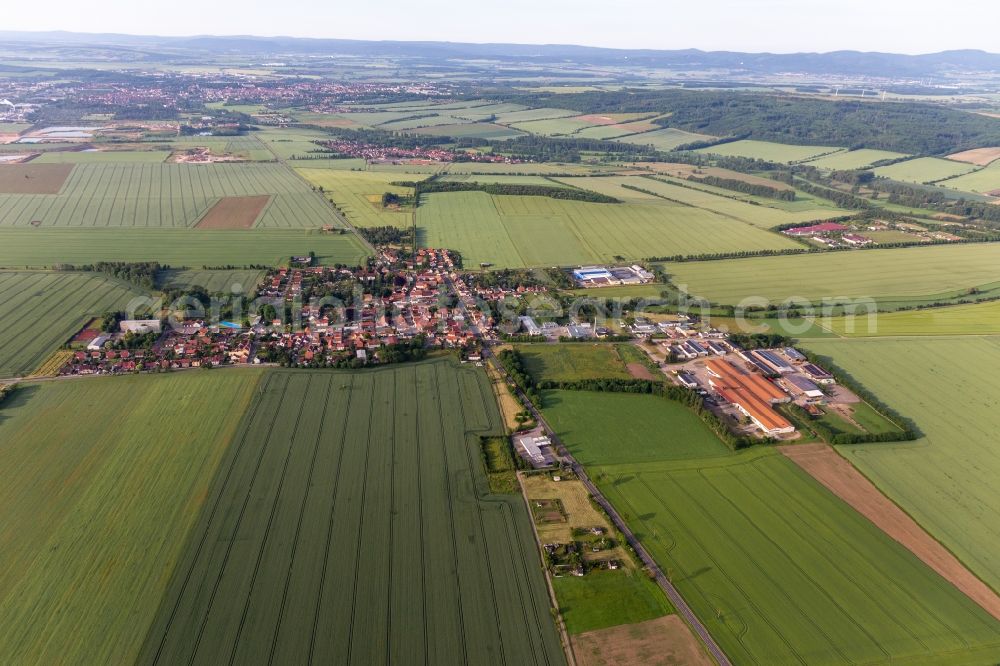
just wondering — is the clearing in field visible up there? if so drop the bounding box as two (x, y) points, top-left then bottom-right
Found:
(782, 443), (1000, 621)
(667, 243), (1000, 305)
(0, 371), (262, 665)
(0, 163), (72, 193)
(296, 168), (420, 228)
(696, 139), (843, 163)
(595, 448), (1000, 665)
(0, 163), (340, 228)
(0, 228), (370, 268)
(946, 146), (1000, 166)
(194, 194), (271, 229)
(572, 615), (712, 666)
(140, 360), (563, 665)
(803, 148), (909, 170)
(416, 191), (801, 269)
(614, 127), (716, 151)
(873, 156), (977, 184)
(801, 336), (1000, 594)
(0, 271), (147, 377)
(541, 390), (730, 466)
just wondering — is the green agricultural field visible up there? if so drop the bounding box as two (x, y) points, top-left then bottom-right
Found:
(0, 371), (262, 664)
(296, 168), (420, 228)
(938, 159), (1000, 193)
(440, 162), (615, 175)
(0, 228), (370, 268)
(803, 336), (1000, 593)
(411, 123), (525, 139)
(697, 140), (844, 163)
(615, 127), (716, 151)
(551, 571), (673, 635)
(873, 157), (977, 184)
(804, 148), (909, 170)
(255, 127), (333, 161)
(826, 298), (1000, 336)
(594, 449), (1000, 665)
(668, 243), (1000, 305)
(140, 360), (564, 665)
(517, 343), (635, 383)
(157, 268), (265, 294)
(493, 107), (578, 124)
(510, 116), (602, 136)
(542, 390), (730, 465)
(439, 174), (571, 187)
(0, 271), (146, 376)
(0, 163), (341, 228)
(31, 150), (171, 163)
(417, 191), (801, 269)
(567, 175), (847, 228)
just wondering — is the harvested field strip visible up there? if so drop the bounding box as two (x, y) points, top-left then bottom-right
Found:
(194, 195), (271, 229)
(781, 444), (1000, 621)
(572, 615), (713, 666)
(0, 271), (146, 377)
(595, 450), (1000, 664)
(0, 371), (263, 664)
(0, 163), (73, 193)
(0, 228), (371, 268)
(947, 147), (1000, 166)
(140, 360), (564, 665)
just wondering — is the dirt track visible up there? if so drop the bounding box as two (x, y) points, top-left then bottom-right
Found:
(781, 443), (1000, 621)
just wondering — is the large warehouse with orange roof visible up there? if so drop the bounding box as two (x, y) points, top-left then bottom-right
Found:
(705, 358), (795, 436)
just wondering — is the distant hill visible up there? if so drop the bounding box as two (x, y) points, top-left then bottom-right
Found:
(1, 30), (999, 79)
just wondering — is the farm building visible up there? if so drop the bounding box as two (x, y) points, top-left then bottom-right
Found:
(753, 349), (795, 374)
(785, 374), (824, 398)
(516, 433), (553, 467)
(705, 358), (794, 436)
(87, 335), (110, 351)
(519, 316), (542, 336)
(802, 362), (835, 384)
(783, 222), (849, 236)
(784, 347), (807, 362)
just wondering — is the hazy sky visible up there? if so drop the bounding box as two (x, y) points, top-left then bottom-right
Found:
(5, 0), (999, 54)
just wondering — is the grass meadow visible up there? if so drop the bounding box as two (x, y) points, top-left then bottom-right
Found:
(0, 371), (263, 664)
(826, 298), (1000, 336)
(938, 159), (1000, 193)
(517, 343), (635, 384)
(140, 360), (563, 665)
(0, 271), (146, 376)
(157, 268), (265, 294)
(803, 336), (1000, 593)
(541, 390), (730, 465)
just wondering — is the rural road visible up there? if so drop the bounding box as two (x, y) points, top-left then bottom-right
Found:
(483, 346), (733, 666)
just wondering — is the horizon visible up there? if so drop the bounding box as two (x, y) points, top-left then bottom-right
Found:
(4, 28), (1000, 58)
(2, 0), (999, 55)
